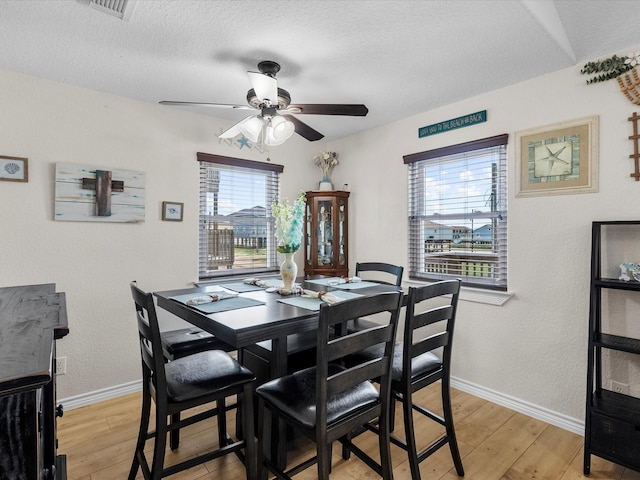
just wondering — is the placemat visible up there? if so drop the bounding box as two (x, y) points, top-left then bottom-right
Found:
(305, 277), (381, 290)
(277, 290), (361, 311)
(170, 293), (265, 313)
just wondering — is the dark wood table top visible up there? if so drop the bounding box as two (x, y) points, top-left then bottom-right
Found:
(154, 277), (400, 349)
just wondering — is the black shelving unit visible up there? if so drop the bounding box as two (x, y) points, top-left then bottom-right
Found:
(584, 221), (640, 475)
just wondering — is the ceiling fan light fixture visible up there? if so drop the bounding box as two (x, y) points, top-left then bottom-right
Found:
(264, 116), (295, 146)
(235, 115), (263, 143)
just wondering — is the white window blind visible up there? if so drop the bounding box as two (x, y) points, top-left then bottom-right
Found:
(404, 134), (508, 290)
(197, 153), (283, 279)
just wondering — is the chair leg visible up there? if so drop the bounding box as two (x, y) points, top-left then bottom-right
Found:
(169, 412), (180, 450)
(403, 392), (422, 480)
(241, 383), (257, 480)
(389, 395), (397, 432)
(378, 397), (395, 480)
(217, 398), (227, 447)
(128, 385), (151, 480)
(341, 432), (352, 460)
(442, 380), (464, 476)
(257, 396), (270, 480)
(151, 405), (169, 480)
(317, 442), (331, 480)
(236, 348), (245, 440)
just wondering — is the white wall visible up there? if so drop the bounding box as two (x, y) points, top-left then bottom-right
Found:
(3, 42), (640, 430)
(0, 69), (320, 400)
(331, 44), (640, 426)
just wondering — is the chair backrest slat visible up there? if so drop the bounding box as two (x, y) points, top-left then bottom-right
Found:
(355, 262), (404, 286)
(412, 331), (449, 358)
(413, 304), (454, 329)
(327, 358), (390, 397)
(327, 325), (391, 362)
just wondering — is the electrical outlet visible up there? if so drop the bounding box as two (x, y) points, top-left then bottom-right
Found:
(55, 356), (66, 376)
(611, 380), (629, 394)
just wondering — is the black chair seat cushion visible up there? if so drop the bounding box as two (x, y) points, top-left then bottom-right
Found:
(391, 347), (441, 386)
(165, 350), (255, 403)
(255, 364), (380, 429)
(161, 327), (234, 358)
(346, 343), (442, 383)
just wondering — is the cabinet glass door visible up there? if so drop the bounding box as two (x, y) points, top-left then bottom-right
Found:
(338, 198), (346, 266)
(317, 199), (334, 267)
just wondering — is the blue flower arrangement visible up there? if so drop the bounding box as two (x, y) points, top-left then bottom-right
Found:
(272, 191), (306, 253)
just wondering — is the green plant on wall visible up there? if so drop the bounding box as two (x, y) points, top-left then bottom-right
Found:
(581, 54), (636, 84)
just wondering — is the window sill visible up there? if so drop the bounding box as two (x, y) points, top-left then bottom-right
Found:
(402, 280), (513, 306)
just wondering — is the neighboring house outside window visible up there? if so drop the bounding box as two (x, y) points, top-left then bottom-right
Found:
(197, 152), (283, 280)
(404, 134), (508, 290)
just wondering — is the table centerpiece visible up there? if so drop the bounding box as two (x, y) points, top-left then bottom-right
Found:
(272, 191), (306, 292)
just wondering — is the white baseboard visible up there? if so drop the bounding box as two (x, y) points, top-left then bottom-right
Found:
(59, 380), (142, 410)
(60, 377), (585, 437)
(451, 377), (585, 436)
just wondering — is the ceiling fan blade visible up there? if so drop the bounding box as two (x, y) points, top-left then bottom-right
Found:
(247, 72), (278, 104)
(282, 114), (324, 142)
(159, 101), (254, 110)
(286, 104), (369, 116)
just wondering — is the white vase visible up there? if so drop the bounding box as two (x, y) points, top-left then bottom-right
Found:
(280, 252), (298, 292)
(319, 176), (333, 191)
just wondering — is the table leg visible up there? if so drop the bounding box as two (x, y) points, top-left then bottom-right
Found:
(270, 336), (288, 469)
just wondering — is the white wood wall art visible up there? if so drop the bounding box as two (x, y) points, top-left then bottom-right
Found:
(54, 163), (145, 223)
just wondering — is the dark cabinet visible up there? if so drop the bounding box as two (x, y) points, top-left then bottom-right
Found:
(0, 284), (69, 480)
(584, 221), (640, 475)
(303, 190), (349, 277)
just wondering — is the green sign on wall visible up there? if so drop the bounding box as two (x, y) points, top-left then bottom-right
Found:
(419, 110), (487, 138)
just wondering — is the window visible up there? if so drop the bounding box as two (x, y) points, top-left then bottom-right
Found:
(404, 134), (508, 290)
(197, 153), (283, 280)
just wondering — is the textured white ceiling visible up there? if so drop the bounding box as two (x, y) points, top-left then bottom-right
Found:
(1, 0), (640, 142)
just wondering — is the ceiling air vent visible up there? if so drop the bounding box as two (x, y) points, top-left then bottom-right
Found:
(89, 0), (137, 21)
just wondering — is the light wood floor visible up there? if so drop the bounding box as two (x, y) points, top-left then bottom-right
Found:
(58, 384), (640, 480)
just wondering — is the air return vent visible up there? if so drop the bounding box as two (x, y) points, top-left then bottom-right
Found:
(89, 0), (137, 21)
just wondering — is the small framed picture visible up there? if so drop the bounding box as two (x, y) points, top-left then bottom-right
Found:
(162, 201), (183, 221)
(0, 156), (28, 182)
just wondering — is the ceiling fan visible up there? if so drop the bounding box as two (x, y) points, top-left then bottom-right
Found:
(160, 60), (368, 145)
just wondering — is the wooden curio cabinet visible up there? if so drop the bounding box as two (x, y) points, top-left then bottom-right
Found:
(304, 190), (349, 277)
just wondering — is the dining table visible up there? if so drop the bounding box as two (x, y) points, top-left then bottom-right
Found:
(154, 274), (402, 467)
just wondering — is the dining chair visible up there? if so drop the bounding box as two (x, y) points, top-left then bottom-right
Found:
(348, 280), (464, 480)
(390, 279), (464, 479)
(347, 262), (404, 333)
(128, 282), (257, 480)
(255, 290), (403, 480)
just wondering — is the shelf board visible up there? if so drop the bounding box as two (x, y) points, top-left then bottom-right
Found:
(595, 278), (640, 291)
(591, 389), (640, 425)
(593, 221), (640, 226)
(593, 333), (640, 354)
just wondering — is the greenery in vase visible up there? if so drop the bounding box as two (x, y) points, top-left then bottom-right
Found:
(580, 52), (639, 84)
(272, 191), (306, 253)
